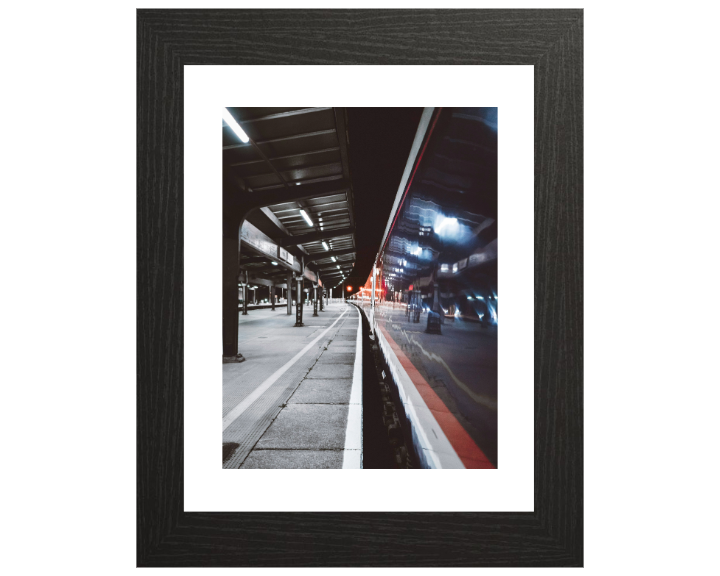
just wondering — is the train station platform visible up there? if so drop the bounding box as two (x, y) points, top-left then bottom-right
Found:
(222, 302), (362, 469)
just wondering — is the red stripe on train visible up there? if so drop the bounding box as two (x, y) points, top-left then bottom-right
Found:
(378, 324), (496, 469)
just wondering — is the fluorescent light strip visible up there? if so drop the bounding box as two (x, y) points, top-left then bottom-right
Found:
(299, 209), (314, 227)
(322, 241), (329, 251)
(222, 108), (249, 143)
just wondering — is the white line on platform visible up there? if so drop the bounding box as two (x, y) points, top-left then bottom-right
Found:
(342, 305), (363, 469)
(222, 308), (349, 432)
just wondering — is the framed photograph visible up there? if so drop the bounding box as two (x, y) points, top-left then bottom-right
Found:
(138, 8), (583, 567)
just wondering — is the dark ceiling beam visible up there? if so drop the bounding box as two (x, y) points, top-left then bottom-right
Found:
(317, 266), (355, 275)
(241, 275), (290, 288)
(304, 248), (356, 263)
(311, 265), (354, 275)
(257, 207), (309, 257)
(236, 107), (332, 124)
(316, 258), (355, 268)
(332, 108), (356, 232)
(234, 161), (342, 182)
(305, 203), (348, 214)
(239, 256), (274, 265)
(244, 130), (296, 195)
(249, 268), (287, 277)
(322, 264), (354, 273)
(278, 226), (354, 247)
(223, 129), (336, 151)
(245, 178), (351, 211)
(230, 147), (340, 168)
(249, 174), (344, 193)
(322, 272), (352, 281)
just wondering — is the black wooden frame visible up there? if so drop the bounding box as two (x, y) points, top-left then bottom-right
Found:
(137, 9), (583, 567)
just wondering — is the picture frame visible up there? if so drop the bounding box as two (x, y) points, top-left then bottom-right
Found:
(137, 8), (583, 567)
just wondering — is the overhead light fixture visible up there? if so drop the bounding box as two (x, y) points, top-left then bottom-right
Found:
(295, 182), (301, 186)
(336, 265), (340, 269)
(299, 209), (313, 227)
(331, 257), (337, 262)
(322, 241), (329, 251)
(222, 108), (249, 143)
(271, 261), (278, 266)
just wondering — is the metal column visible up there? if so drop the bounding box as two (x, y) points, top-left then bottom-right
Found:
(313, 284), (318, 316)
(222, 228), (244, 363)
(287, 271), (292, 315)
(271, 285), (275, 311)
(294, 274), (304, 327)
(242, 270), (249, 315)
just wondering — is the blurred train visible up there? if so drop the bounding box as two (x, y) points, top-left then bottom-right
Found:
(354, 107), (498, 468)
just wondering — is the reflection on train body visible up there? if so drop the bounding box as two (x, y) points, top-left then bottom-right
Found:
(357, 107), (498, 466)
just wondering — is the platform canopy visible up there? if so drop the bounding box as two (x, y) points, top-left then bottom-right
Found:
(223, 107), (356, 287)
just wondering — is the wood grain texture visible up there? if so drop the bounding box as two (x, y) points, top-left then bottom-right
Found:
(137, 9), (583, 567)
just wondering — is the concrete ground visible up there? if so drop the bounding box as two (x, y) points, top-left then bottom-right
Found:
(223, 302), (361, 469)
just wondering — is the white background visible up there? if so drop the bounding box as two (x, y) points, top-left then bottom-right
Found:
(185, 65), (534, 512)
(2, 1), (718, 574)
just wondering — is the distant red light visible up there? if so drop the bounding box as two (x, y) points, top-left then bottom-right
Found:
(409, 284), (414, 290)
(346, 286), (352, 291)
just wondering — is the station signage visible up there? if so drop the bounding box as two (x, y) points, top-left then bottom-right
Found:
(277, 247), (294, 265)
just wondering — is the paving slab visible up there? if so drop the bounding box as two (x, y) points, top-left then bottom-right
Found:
(317, 352), (354, 364)
(322, 345), (354, 354)
(255, 404), (348, 450)
(328, 340), (355, 348)
(333, 333), (356, 341)
(305, 363), (354, 379)
(290, 379), (353, 404)
(240, 450), (343, 469)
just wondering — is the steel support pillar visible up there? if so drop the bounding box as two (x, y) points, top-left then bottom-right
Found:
(222, 216), (245, 363)
(287, 271), (292, 315)
(242, 270), (249, 315)
(271, 285), (275, 310)
(294, 275), (304, 327)
(313, 285), (319, 316)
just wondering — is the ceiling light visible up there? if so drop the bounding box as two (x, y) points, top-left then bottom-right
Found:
(331, 257), (337, 262)
(322, 241), (329, 251)
(222, 108), (249, 143)
(299, 209), (313, 227)
(271, 261), (278, 266)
